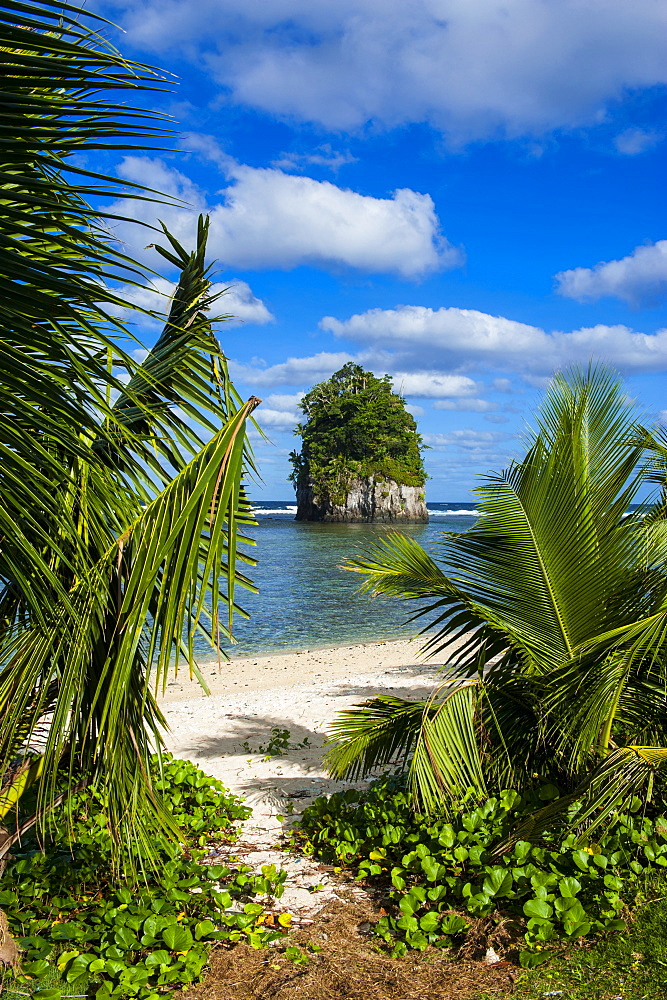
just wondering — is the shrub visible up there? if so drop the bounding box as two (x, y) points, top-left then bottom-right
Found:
(1, 756), (286, 999)
(298, 775), (667, 967)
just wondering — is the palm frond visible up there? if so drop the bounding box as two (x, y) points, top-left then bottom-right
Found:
(493, 745), (667, 855)
(327, 365), (666, 818)
(409, 681), (487, 812)
(324, 696), (428, 781)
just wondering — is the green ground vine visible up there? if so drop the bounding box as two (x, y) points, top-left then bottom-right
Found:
(298, 774), (667, 967)
(1, 756), (287, 1000)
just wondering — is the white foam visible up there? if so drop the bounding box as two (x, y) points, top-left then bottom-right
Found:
(251, 504), (480, 517)
(252, 505), (298, 515)
(427, 508), (480, 516)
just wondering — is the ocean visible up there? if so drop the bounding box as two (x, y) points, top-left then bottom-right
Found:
(207, 501), (479, 659)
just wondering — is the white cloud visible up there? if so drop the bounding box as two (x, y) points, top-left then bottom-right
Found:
(214, 281), (275, 324)
(492, 378), (514, 393)
(433, 398), (496, 412)
(390, 372), (479, 398)
(405, 403), (425, 418)
(423, 429), (511, 452)
(107, 275), (273, 329)
(658, 410), (667, 426)
(111, 277), (175, 317)
(425, 429), (509, 445)
(256, 408), (300, 430)
(231, 355), (487, 394)
(264, 392), (305, 411)
(322, 304), (667, 375)
(181, 132), (232, 169)
(272, 144), (357, 172)
(112, 156), (458, 279)
(255, 394), (304, 431)
(555, 241), (667, 307)
(115, 0), (667, 143)
(229, 352), (354, 388)
(614, 128), (662, 156)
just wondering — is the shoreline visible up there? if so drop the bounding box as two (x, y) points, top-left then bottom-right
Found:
(185, 629), (413, 665)
(159, 635), (432, 702)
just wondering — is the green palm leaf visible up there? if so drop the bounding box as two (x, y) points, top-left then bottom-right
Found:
(328, 365), (667, 831)
(0, 0), (262, 861)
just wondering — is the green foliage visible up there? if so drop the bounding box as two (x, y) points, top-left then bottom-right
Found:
(505, 878), (667, 1000)
(2, 757), (287, 999)
(289, 363), (425, 504)
(241, 727), (311, 758)
(0, 0), (260, 860)
(298, 775), (667, 964)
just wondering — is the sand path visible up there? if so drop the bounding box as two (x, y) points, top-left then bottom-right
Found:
(159, 638), (442, 915)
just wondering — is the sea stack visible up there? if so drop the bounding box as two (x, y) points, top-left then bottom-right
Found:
(289, 363), (428, 523)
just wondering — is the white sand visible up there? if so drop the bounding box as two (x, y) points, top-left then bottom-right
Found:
(159, 638), (442, 913)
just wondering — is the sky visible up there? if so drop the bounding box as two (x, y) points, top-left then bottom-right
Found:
(94, 0), (667, 501)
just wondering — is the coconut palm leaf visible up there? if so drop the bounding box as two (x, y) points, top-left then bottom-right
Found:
(0, 0), (262, 858)
(325, 696), (428, 782)
(328, 366), (667, 831)
(325, 678), (489, 814)
(409, 681), (487, 811)
(493, 745), (667, 855)
(0, 0), (173, 621)
(0, 397), (258, 853)
(344, 530), (512, 670)
(1, 403), (258, 860)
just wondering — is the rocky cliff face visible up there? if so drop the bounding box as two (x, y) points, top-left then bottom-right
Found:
(296, 476), (428, 522)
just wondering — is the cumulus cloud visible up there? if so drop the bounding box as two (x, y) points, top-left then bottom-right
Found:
(231, 354), (487, 395)
(322, 304), (667, 375)
(254, 393), (304, 430)
(424, 429), (509, 447)
(492, 378), (514, 393)
(390, 372), (479, 398)
(405, 404), (425, 418)
(229, 352), (355, 388)
(106, 276), (273, 328)
(555, 241), (667, 307)
(215, 281), (275, 324)
(256, 409), (300, 430)
(422, 430), (512, 463)
(115, 0), (667, 143)
(272, 145), (357, 172)
(433, 398), (496, 412)
(614, 128), (662, 156)
(264, 393), (305, 411)
(112, 156), (458, 279)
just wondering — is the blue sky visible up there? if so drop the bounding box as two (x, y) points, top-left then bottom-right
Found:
(96, 0), (667, 500)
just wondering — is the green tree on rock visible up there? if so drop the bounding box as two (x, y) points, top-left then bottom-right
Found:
(289, 363), (426, 517)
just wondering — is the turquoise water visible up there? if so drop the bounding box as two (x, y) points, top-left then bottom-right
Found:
(205, 501), (479, 659)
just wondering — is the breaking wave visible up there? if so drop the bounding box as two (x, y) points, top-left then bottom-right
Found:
(252, 505), (298, 516)
(427, 508), (480, 517)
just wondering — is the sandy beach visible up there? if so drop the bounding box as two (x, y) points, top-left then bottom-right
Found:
(158, 637), (442, 912)
(159, 637), (441, 814)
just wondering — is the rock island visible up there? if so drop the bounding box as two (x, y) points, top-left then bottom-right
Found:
(289, 363), (428, 522)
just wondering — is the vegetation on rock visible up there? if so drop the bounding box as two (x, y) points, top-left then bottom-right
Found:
(289, 363), (426, 507)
